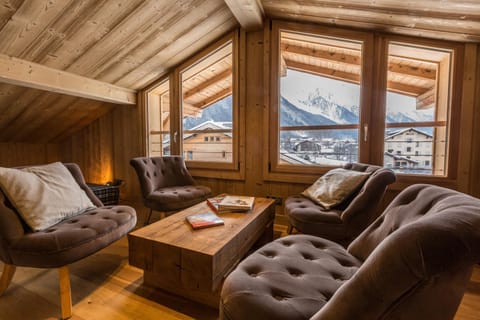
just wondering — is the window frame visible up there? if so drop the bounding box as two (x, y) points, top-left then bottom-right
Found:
(141, 30), (245, 180)
(265, 20), (464, 185)
(265, 21), (374, 183)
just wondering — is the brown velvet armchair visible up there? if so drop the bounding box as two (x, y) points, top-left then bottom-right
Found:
(285, 163), (395, 245)
(130, 156), (211, 225)
(0, 163), (137, 319)
(221, 184), (480, 320)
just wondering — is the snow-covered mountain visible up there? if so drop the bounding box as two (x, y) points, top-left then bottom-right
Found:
(183, 95), (233, 129)
(182, 90), (432, 138)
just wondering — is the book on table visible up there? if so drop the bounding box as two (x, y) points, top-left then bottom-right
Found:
(186, 212), (225, 230)
(217, 195), (255, 212)
(206, 195), (226, 213)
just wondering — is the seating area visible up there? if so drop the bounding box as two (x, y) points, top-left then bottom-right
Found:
(1, 156), (480, 320)
(1, 159), (479, 320)
(0, 163), (137, 319)
(220, 184), (480, 320)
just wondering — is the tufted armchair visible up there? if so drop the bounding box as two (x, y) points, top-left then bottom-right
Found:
(0, 163), (136, 319)
(285, 163), (395, 246)
(220, 184), (480, 320)
(130, 156), (211, 225)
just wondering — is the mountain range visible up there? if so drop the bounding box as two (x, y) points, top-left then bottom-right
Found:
(182, 91), (432, 139)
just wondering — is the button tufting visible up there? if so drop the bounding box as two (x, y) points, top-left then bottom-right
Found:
(287, 268), (303, 277)
(69, 220), (78, 224)
(89, 212), (97, 215)
(311, 242), (325, 249)
(282, 241), (292, 246)
(301, 253), (314, 260)
(262, 251), (276, 258)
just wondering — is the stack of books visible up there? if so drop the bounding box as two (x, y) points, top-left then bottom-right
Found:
(207, 195), (255, 213)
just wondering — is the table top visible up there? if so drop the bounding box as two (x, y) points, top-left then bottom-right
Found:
(129, 197), (275, 256)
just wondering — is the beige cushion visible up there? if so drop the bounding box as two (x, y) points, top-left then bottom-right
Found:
(0, 162), (95, 231)
(302, 168), (370, 209)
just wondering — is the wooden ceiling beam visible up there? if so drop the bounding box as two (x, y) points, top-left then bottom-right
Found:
(416, 88), (436, 110)
(285, 59), (360, 84)
(387, 81), (429, 97)
(388, 63), (437, 80)
(188, 86), (232, 110)
(183, 68), (232, 100)
(224, 0), (264, 31)
(285, 59), (429, 97)
(0, 53), (137, 105)
(283, 44), (437, 81)
(282, 43), (361, 66)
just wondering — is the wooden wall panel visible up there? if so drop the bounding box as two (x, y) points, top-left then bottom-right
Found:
(56, 31), (480, 228)
(0, 142), (60, 167)
(61, 114), (115, 184)
(469, 46), (480, 198)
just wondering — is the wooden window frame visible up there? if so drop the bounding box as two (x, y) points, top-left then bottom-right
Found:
(141, 30), (246, 180)
(264, 20), (464, 186)
(264, 21), (374, 183)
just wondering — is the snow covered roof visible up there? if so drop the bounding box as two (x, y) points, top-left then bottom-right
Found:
(384, 151), (419, 164)
(385, 127), (432, 140)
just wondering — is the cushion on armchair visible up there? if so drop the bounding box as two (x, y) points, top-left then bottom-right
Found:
(0, 162), (95, 231)
(302, 168), (370, 209)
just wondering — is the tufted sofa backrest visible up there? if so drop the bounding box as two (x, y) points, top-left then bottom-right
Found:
(338, 163), (395, 237)
(312, 184), (480, 320)
(129, 156), (196, 198)
(349, 184), (480, 261)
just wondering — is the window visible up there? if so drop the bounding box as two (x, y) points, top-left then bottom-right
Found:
(144, 32), (243, 178)
(268, 21), (462, 181)
(384, 42), (453, 176)
(146, 79), (171, 157)
(181, 39), (234, 164)
(276, 30), (363, 168)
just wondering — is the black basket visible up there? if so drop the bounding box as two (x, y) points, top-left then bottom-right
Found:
(87, 181), (123, 206)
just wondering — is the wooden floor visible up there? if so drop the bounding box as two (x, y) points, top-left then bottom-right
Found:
(0, 221), (479, 319)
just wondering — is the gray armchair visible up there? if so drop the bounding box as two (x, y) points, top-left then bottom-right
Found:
(0, 163), (136, 319)
(221, 184), (480, 320)
(285, 163), (395, 246)
(130, 156), (211, 225)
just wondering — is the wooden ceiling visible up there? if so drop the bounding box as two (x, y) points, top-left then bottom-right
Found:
(0, 0), (237, 143)
(0, 0), (478, 143)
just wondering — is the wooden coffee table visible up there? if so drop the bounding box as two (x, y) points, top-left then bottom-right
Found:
(128, 197), (275, 308)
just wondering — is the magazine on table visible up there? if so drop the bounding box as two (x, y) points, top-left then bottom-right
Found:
(186, 212), (224, 230)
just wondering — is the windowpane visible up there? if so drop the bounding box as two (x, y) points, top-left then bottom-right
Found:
(279, 31), (362, 166)
(147, 79), (170, 157)
(181, 41), (233, 163)
(384, 42), (452, 176)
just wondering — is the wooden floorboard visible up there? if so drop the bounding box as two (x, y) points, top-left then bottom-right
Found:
(0, 214), (478, 319)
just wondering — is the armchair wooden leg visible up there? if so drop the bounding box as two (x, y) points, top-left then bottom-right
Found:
(0, 263), (16, 296)
(144, 208), (153, 226)
(287, 224), (294, 234)
(58, 266), (72, 319)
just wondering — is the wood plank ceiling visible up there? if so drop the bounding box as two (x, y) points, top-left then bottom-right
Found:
(0, 0), (236, 143)
(0, 0), (479, 144)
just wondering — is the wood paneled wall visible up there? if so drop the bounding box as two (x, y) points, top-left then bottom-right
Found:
(56, 28), (480, 225)
(0, 143), (60, 167)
